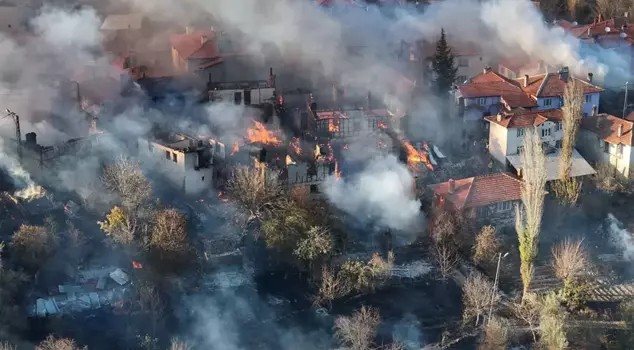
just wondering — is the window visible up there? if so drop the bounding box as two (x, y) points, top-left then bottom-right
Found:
(476, 97), (486, 105)
(517, 145), (525, 154)
(201, 176), (205, 182)
(517, 128), (525, 137)
(585, 94), (591, 103)
(310, 184), (319, 194)
(457, 75), (467, 84)
(555, 140), (562, 148)
(541, 128), (551, 137)
(172, 152), (177, 163)
(618, 144), (624, 158)
(498, 201), (512, 211)
(458, 57), (468, 67)
(234, 92), (242, 105)
(165, 150), (170, 159)
(543, 98), (552, 107)
(555, 122), (562, 131)
(603, 141), (609, 153)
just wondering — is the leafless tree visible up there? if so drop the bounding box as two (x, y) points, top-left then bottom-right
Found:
(11, 224), (58, 270)
(473, 225), (499, 265)
(314, 266), (351, 308)
(334, 306), (380, 350)
(0, 342), (15, 350)
(516, 127), (547, 299)
(513, 293), (540, 342)
(226, 164), (285, 222)
(595, 0), (630, 19)
(430, 209), (458, 245)
(434, 242), (458, 280)
(551, 239), (589, 284)
(463, 272), (498, 327)
(168, 338), (192, 350)
(479, 316), (510, 350)
(35, 335), (87, 350)
(560, 79), (583, 178)
(102, 156), (152, 213)
(150, 208), (189, 255)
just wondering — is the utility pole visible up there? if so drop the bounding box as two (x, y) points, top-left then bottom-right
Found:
(624, 81), (629, 118)
(487, 252), (509, 325)
(6, 109), (21, 160)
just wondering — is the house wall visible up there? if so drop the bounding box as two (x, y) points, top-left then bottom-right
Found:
(583, 93), (600, 116)
(137, 138), (215, 195)
(577, 129), (632, 179)
(454, 55), (491, 83)
(488, 122), (509, 164)
(475, 200), (519, 227)
(463, 96), (501, 116)
(315, 115), (389, 139)
(536, 96), (562, 110)
(536, 92), (600, 115)
(209, 87), (275, 106)
(201, 56), (270, 83)
(286, 162), (335, 186)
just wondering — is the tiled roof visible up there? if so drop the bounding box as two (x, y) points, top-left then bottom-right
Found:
(170, 30), (219, 60)
(484, 108), (562, 128)
(458, 70), (538, 108)
(429, 172), (522, 210)
(581, 113), (634, 146)
(519, 73), (604, 97)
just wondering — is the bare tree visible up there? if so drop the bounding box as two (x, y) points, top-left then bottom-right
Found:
(473, 225), (499, 265)
(334, 306), (380, 350)
(463, 272), (499, 327)
(102, 156), (152, 212)
(0, 342), (15, 350)
(595, 0), (630, 19)
(551, 239), (589, 284)
(314, 266), (350, 308)
(516, 127), (547, 299)
(479, 316), (510, 350)
(434, 242), (458, 280)
(226, 164), (285, 222)
(11, 224), (58, 271)
(150, 208), (189, 255)
(513, 293), (540, 342)
(168, 338), (192, 350)
(35, 335), (87, 350)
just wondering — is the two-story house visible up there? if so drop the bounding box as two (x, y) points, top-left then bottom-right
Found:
(485, 109), (595, 181)
(137, 132), (226, 195)
(578, 113), (634, 179)
(429, 172), (522, 227)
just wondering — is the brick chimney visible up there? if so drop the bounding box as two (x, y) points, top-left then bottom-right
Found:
(483, 66), (491, 74)
(558, 66), (569, 83)
(496, 113), (503, 122)
(618, 124), (624, 137)
(523, 74), (529, 87)
(448, 178), (455, 194)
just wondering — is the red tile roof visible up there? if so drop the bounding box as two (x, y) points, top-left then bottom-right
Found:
(581, 113), (634, 146)
(170, 30), (218, 60)
(519, 73), (604, 97)
(484, 108), (562, 128)
(429, 173), (522, 210)
(458, 70), (538, 108)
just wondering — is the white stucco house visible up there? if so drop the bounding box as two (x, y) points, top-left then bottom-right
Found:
(456, 67), (604, 121)
(138, 133), (226, 195)
(484, 109), (595, 181)
(578, 113), (634, 179)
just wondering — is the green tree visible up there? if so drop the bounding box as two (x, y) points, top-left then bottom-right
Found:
(432, 28), (458, 97)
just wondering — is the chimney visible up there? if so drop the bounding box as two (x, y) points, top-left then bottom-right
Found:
(517, 168), (522, 178)
(496, 113), (503, 122)
(591, 105), (597, 116)
(201, 35), (208, 45)
(587, 27), (591, 36)
(25, 132), (37, 147)
(587, 72), (594, 83)
(310, 102), (317, 111)
(523, 74), (529, 88)
(483, 66), (491, 74)
(558, 66), (569, 83)
(185, 26), (193, 34)
(448, 179), (455, 194)
(618, 124), (624, 137)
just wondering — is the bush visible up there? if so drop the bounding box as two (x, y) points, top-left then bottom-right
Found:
(11, 224), (58, 271)
(473, 225), (499, 265)
(149, 208), (189, 256)
(539, 293), (568, 350)
(35, 335), (87, 350)
(551, 177), (582, 205)
(334, 306), (380, 350)
(479, 316), (509, 350)
(293, 226), (333, 262)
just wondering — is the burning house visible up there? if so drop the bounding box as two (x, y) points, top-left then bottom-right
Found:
(304, 101), (394, 141)
(137, 131), (226, 195)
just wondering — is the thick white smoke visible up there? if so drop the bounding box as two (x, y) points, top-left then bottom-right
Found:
(606, 213), (634, 261)
(324, 154), (421, 232)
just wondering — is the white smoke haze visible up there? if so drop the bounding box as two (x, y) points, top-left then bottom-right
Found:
(324, 154), (422, 232)
(606, 213), (634, 261)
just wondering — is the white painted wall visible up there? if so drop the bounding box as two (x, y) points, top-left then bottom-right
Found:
(578, 129), (632, 178)
(536, 96), (562, 110)
(489, 120), (564, 161)
(488, 122), (508, 164)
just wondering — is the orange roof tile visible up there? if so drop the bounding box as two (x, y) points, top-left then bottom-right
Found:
(170, 30), (218, 60)
(458, 70), (538, 108)
(429, 173), (522, 210)
(519, 73), (604, 97)
(581, 113), (634, 146)
(484, 108), (562, 128)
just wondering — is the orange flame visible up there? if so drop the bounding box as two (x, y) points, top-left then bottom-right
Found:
(231, 142), (240, 155)
(132, 261), (143, 269)
(328, 119), (340, 133)
(247, 121), (281, 145)
(334, 160), (342, 179)
(289, 137), (301, 155)
(403, 140), (433, 171)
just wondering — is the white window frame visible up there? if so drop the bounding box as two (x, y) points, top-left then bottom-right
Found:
(476, 97), (486, 105)
(517, 128), (525, 137)
(543, 98), (552, 107)
(541, 128), (551, 137)
(585, 94), (591, 103)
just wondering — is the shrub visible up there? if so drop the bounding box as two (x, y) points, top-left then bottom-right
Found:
(334, 306), (380, 350)
(473, 225), (499, 265)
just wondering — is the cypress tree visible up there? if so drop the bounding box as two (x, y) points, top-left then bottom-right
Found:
(432, 28), (458, 97)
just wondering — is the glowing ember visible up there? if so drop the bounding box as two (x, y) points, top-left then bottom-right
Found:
(328, 119), (340, 133)
(132, 261), (143, 269)
(289, 137), (301, 155)
(231, 142), (240, 155)
(402, 140), (433, 171)
(247, 121), (281, 145)
(15, 184), (46, 201)
(217, 191), (228, 203)
(334, 160), (342, 179)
